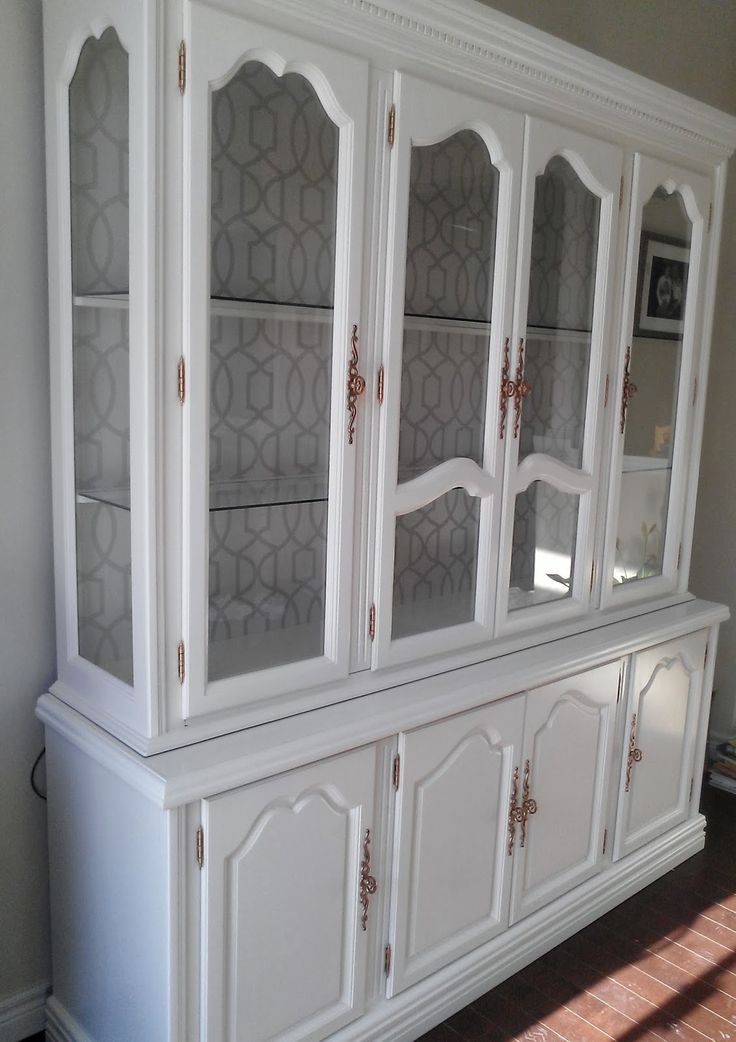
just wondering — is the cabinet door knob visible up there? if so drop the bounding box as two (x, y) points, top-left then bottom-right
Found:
(347, 325), (366, 444)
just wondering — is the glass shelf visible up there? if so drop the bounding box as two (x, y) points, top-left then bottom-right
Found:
(622, 455), (673, 474)
(78, 475), (330, 513)
(74, 294), (335, 325)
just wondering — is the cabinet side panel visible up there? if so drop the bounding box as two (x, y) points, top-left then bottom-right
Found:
(45, 728), (171, 1042)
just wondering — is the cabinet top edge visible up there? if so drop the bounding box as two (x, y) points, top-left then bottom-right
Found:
(37, 599), (729, 810)
(191, 0), (736, 160)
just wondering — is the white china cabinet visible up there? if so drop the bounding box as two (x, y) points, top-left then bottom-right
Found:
(38, 0), (736, 1041)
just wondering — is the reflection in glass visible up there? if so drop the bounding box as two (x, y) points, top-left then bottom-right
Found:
(398, 131), (498, 480)
(509, 483), (579, 610)
(614, 190), (691, 586)
(393, 490), (480, 638)
(70, 29), (133, 682)
(519, 156), (600, 466)
(207, 63), (338, 679)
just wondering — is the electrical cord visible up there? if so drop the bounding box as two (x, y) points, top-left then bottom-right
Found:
(30, 747), (47, 801)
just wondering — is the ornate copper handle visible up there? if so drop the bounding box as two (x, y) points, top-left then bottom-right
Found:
(359, 828), (377, 930)
(347, 324), (366, 445)
(620, 345), (638, 434)
(499, 337), (514, 440)
(625, 714), (643, 792)
(507, 765), (520, 855)
(519, 758), (538, 848)
(512, 338), (531, 439)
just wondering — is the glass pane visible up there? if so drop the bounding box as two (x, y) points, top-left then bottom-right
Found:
(392, 490), (480, 639)
(613, 190), (691, 586)
(509, 482), (579, 610)
(69, 29), (132, 683)
(398, 131), (498, 481)
(207, 63), (337, 680)
(520, 156), (600, 465)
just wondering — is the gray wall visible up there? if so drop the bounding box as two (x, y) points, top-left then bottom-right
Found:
(0, 0), (53, 1036)
(484, 0), (736, 737)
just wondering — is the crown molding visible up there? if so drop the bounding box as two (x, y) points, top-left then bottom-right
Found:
(204, 0), (736, 163)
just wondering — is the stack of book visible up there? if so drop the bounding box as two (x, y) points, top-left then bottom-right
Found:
(710, 738), (736, 793)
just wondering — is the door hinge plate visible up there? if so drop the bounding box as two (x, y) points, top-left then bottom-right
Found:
(619, 176), (624, 210)
(708, 202), (713, 233)
(604, 374), (609, 408)
(689, 777), (694, 804)
(692, 377), (698, 407)
(387, 104), (396, 147)
(384, 944), (392, 976)
(704, 642), (709, 668)
(617, 665), (624, 704)
(377, 364), (385, 405)
(177, 356), (186, 404)
(368, 604), (376, 641)
(392, 754), (400, 791)
(177, 639), (185, 684)
(196, 825), (204, 868)
(677, 543), (683, 571)
(602, 827), (608, 856)
(178, 41), (186, 95)
(589, 559), (595, 594)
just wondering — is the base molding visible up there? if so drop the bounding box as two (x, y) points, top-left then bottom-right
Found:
(46, 996), (95, 1042)
(0, 982), (49, 1042)
(335, 815), (705, 1042)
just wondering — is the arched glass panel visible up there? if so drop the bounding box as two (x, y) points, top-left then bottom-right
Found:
(398, 131), (498, 481)
(207, 62), (338, 679)
(69, 28), (132, 683)
(393, 490), (481, 638)
(519, 156), (600, 466)
(509, 483), (579, 610)
(613, 190), (691, 586)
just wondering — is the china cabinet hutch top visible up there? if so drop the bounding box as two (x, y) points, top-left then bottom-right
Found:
(43, 0), (736, 755)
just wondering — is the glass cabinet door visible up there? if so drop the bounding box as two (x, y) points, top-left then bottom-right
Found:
(605, 157), (711, 600)
(43, 0), (157, 733)
(497, 120), (623, 631)
(373, 75), (524, 667)
(183, 11), (369, 716)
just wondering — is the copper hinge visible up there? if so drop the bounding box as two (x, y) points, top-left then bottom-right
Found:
(377, 364), (385, 405)
(387, 104), (396, 147)
(692, 378), (698, 407)
(708, 202), (713, 234)
(392, 754), (400, 791)
(619, 175), (624, 210)
(677, 543), (683, 570)
(589, 559), (595, 594)
(384, 944), (392, 976)
(689, 777), (694, 804)
(602, 827), (608, 856)
(604, 374), (610, 408)
(368, 604), (376, 641)
(177, 639), (185, 684)
(178, 41), (186, 95)
(196, 825), (204, 868)
(177, 356), (186, 405)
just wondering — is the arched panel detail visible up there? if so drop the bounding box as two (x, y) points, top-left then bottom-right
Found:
(227, 785), (352, 864)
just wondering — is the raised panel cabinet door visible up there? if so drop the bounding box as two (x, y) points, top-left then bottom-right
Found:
(201, 745), (378, 1042)
(373, 72), (525, 669)
(183, 3), (370, 718)
(388, 694), (524, 995)
(614, 630), (707, 860)
(509, 661), (622, 924)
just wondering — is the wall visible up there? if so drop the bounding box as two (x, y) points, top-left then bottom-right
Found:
(482, 0), (736, 737)
(0, 1), (54, 1039)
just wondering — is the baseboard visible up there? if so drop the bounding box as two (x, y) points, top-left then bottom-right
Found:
(46, 997), (95, 1042)
(335, 815), (705, 1042)
(0, 982), (49, 1042)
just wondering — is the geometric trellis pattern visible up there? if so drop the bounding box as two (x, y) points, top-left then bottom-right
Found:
(398, 327), (488, 478)
(527, 155), (600, 332)
(209, 315), (331, 485)
(208, 502), (327, 678)
(510, 482), (578, 607)
(69, 30), (132, 680)
(211, 62), (338, 306)
(518, 335), (589, 468)
(404, 130), (498, 322)
(69, 28), (129, 296)
(392, 490), (479, 638)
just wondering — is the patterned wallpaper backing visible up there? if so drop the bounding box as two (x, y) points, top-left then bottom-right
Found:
(70, 31), (132, 681)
